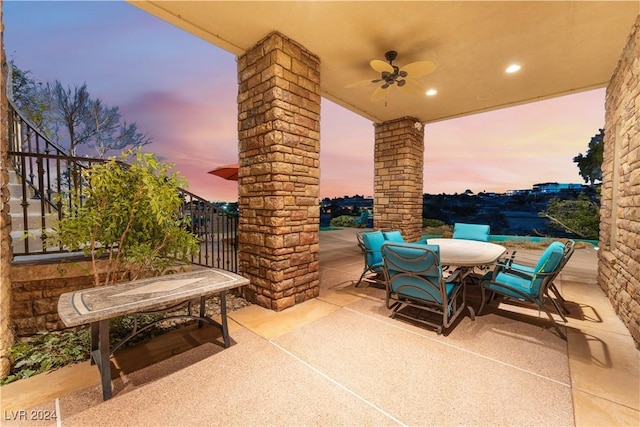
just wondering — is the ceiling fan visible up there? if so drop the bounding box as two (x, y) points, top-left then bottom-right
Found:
(346, 51), (436, 102)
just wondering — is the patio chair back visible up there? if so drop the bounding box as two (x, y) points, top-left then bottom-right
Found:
(381, 242), (469, 334)
(545, 239), (576, 317)
(382, 242), (443, 303)
(452, 223), (490, 242)
(355, 230), (386, 287)
(479, 240), (567, 338)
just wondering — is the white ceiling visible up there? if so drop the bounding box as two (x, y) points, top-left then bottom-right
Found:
(129, 1), (639, 124)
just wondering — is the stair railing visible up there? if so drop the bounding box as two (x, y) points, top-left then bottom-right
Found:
(6, 100), (238, 272)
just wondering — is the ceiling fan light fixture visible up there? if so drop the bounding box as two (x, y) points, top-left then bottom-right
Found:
(426, 88), (438, 96)
(506, 64), (521, 73)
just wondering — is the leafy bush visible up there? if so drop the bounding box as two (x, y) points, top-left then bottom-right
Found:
(330, 215), (357, 228)
(422, 218), (445, 228)
(422, 219), (453, 237)
(1, 314), (163, 385)
(541, 196), (600, 240)
(47, 149), (200, 287)
(1, 330), (90, 385)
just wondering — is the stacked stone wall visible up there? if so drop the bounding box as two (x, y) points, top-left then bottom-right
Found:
(10, 260), (128, 336)
(1, 1), (14, 375)
(9, 260), (187, 336)
(374, 117), (424, 242)
(600, 14), (640, 347)
(237, 32), (320, 311)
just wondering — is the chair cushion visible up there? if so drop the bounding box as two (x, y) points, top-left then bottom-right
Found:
(383, 230), (405, 243)
(529, 241), (565, 295)
(509, 263), (535, 274)
(390, 275), (456, 304)
(382, 243), (446, 302)
(484, 271), (533, 300)
(534, 241), (565, 273)
(452, 223), (490, 242)
(362, 231), (385, 266)
(383, 243), (440, 273)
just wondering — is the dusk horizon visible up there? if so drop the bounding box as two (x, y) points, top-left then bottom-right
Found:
(4, 1), (605, 203)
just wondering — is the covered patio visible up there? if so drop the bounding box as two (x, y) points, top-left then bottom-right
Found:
(0, 2), (638, 425)
(116, 2), (639, 349)
(2, 229), (638, 425)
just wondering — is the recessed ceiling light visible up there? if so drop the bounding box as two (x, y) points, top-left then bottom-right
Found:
(506, 64), (521, 73)
(426, 89), (438, 96)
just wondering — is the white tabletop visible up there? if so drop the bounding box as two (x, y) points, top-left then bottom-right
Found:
(426, 238), (506, 267)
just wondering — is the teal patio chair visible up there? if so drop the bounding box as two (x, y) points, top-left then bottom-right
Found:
(381, 242), (471, 335)
(501, 239), (576, 320)
(355, 231), (386, 287)
(356, 210), (370, 228)
(452, 223), (490, 242)
(479, 241), (567, 339)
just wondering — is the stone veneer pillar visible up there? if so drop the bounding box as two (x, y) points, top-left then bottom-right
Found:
(374, 117), (424, 242)
(0, 3), (15, 376)
(236, 32), (320, 311)
(599, 14), (640, 347)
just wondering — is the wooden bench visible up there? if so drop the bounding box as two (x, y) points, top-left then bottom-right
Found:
(58, 268), (249, 400)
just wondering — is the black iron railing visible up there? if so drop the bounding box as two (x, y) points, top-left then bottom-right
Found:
(6, 99), (238, 272)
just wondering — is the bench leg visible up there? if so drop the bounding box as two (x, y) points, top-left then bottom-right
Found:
(220, 290), (230, 348)
(198, 296), (206, 329)
(90, 320), (112, 400)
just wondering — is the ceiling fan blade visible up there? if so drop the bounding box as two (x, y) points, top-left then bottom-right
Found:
(399, 61), (437, 78)
(345, 79), (375, 88)
(370, 59), (394, 74)
(370, 86), (387, 103)
(398, 78), (426, 97)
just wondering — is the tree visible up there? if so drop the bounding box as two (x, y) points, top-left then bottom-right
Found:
(48, 149), (200, 287)
(573, 128), (604, 186)
(10, 62), (151, 157)
(9, 61), (55, 134)
(46, 81), (92, 155)
(540, 195), (600, 240)
(86, 99), (152, 158)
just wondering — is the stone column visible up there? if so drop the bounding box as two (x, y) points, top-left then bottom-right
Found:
(600, 14), (640, 347)
(237, 32), (320, 311)
(1, 4), (15, 376)
(374, 117), (424, 242)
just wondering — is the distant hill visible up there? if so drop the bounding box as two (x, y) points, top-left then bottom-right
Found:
(322, 185), (599, 239)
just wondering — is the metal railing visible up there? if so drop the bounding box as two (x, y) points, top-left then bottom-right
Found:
(6, 99), (238, 272)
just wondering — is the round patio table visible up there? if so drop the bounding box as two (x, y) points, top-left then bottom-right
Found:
(425, 238), (506, 268)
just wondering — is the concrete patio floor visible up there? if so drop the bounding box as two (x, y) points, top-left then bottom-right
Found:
(1, 229), (638, 426)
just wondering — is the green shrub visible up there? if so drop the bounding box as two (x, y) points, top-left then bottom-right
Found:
(47, 149), (200, 287)
(330, 215), (357, 228)
(0, 314), (164, 385)
(422, 218), (445, 228)
(422, 220), (453, 237)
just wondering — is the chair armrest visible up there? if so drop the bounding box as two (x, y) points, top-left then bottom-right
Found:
(445, 268), (461, 284)
(496, 250), (517, 269)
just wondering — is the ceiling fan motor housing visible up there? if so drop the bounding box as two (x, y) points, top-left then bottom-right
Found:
(384, 50), (398, 62)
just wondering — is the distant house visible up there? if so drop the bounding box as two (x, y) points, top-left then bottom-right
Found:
(532, 182), (585, 194)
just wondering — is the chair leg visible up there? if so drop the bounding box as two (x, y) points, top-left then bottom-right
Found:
(548, 283), (570, 314)
(478, 286), (491, 315)
(355, 269), (368, 287)
(546, 294), (568, 323)
(537, 302), (567, 340)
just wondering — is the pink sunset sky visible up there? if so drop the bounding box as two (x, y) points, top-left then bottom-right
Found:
(4, 1), (605, 202)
